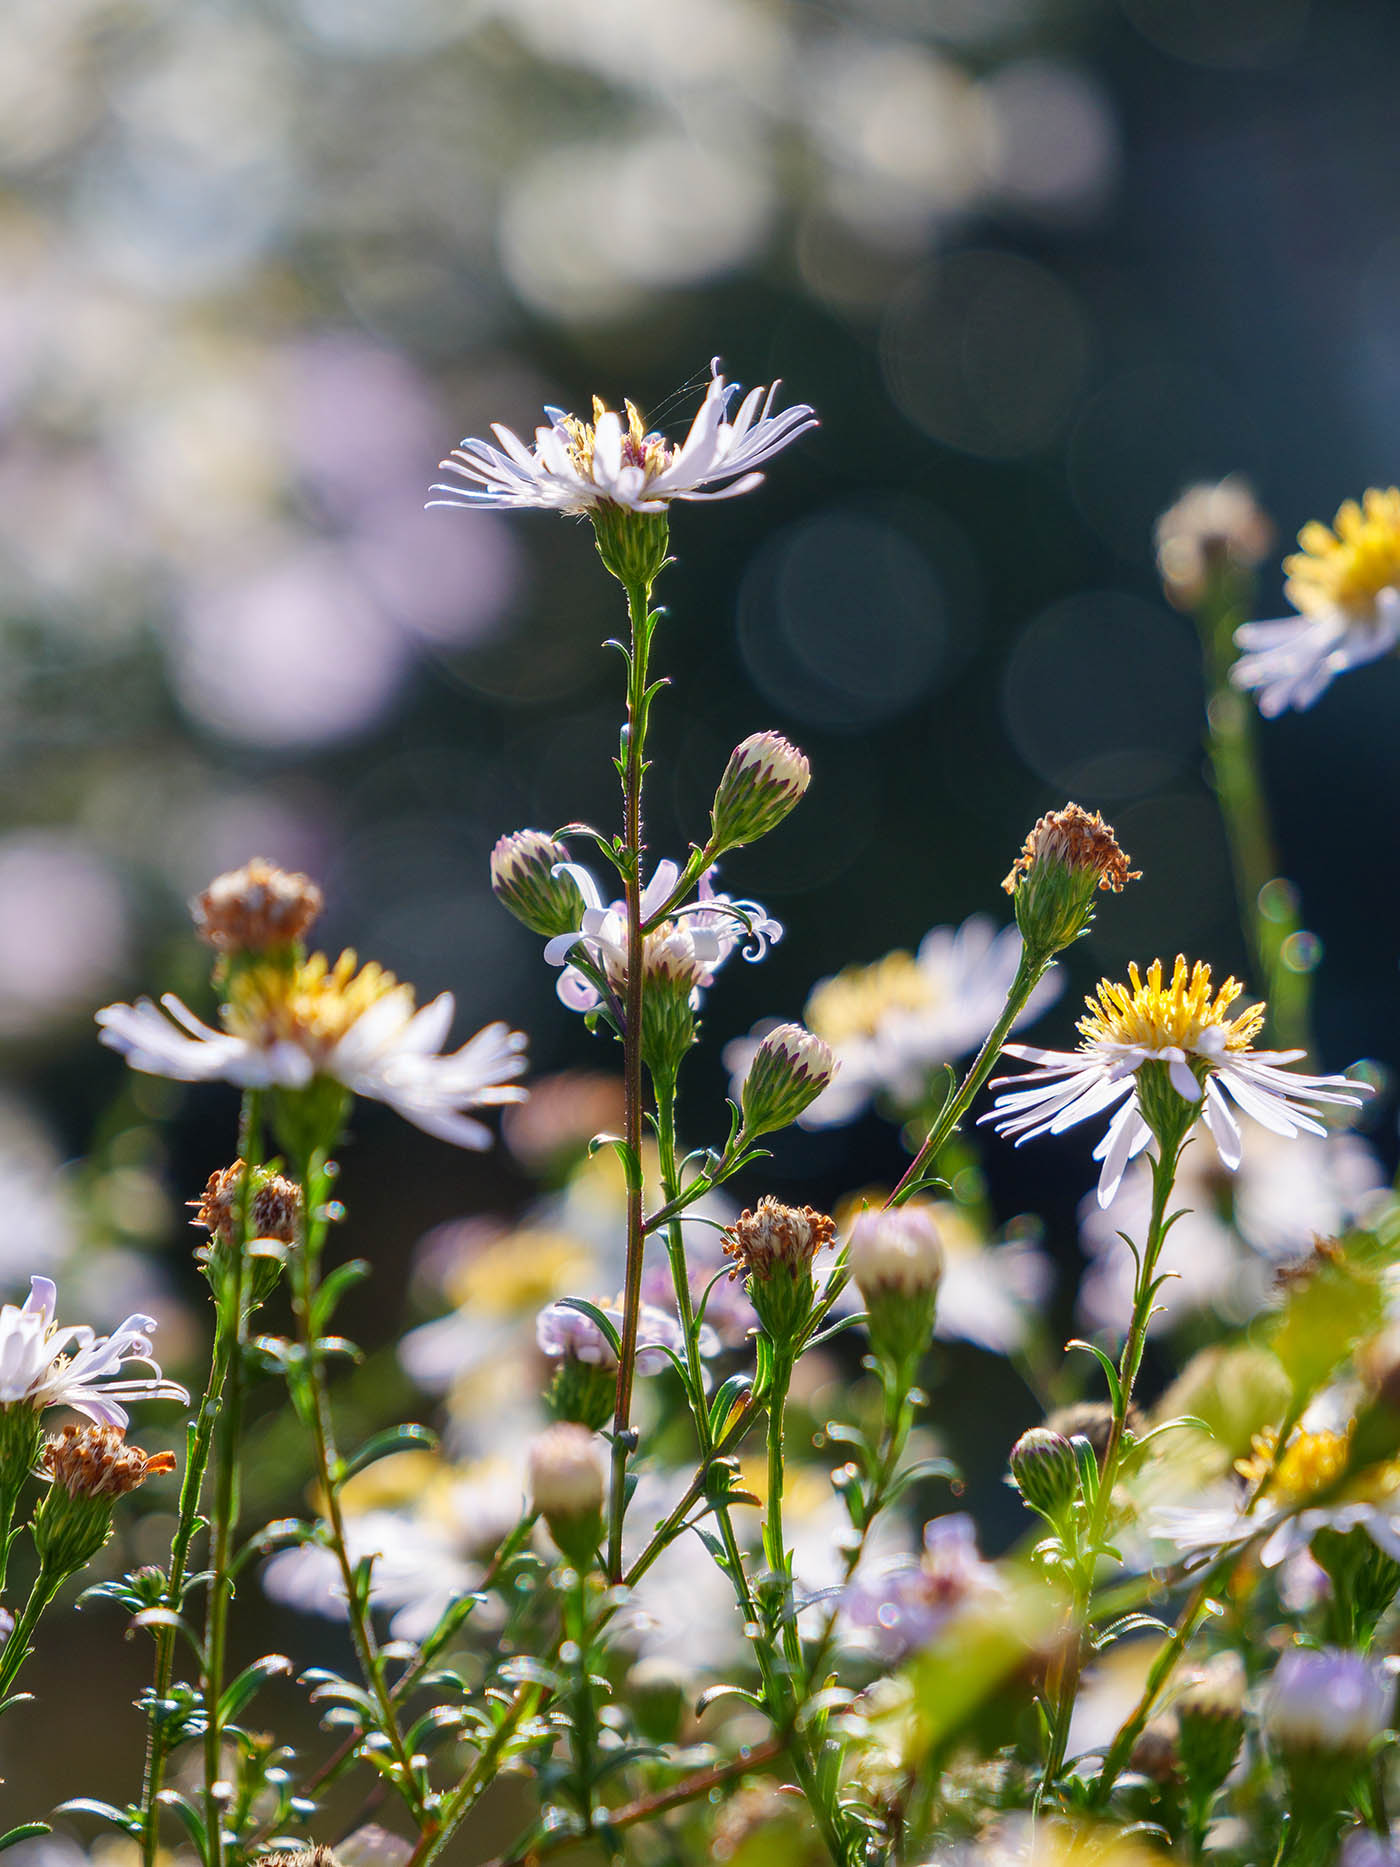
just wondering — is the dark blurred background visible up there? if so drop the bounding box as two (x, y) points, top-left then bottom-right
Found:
(3, 0), (1399, 1837)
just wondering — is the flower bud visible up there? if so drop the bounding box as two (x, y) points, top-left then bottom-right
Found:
(537, 1303), (619, 1434)
(528, 1423), (605, 1569)
(33, 1424), (177, 1577)
(1175, 1652), (1245, 1801)
(490, 831), (586, 939)
(1129, 1716), (1181, 1788)
(1155, 476), (1273, 612)
(723, 1198), (836, 1349)
(709, 731), (811, 854)
(846, 1206), (942, 1369)
(192, 858), (324, 954)
(1263, 1646), (1391, 1757)
(639, 924), (701, 1084)
(1002, 803), (1138, 960)
(1009, 1426), (1079, 1523)
(738, 1023), (837, 1138)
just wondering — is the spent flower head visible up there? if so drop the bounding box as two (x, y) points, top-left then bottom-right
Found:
(34, 1422), (177, 1576)
(192, 857), (324, 954)
(710, 730), (811, 854)
(723, 1197), (836, 1346)
(1232, 487), (1400, 716)
(982, 954), (1371, 1206)
(1002, 803), (1138, 960)
(191, 1159), (302, 1246)
(1155, 476), (1274, 610)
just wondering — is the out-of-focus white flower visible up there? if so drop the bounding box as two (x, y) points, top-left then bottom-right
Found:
(1078, 1126), (1387, 1339)
(1155, 475), (1273, 610)
(727, 917), (1059, 1130)
(544, 859), (780, 1016)
(841, 1513), (995, 1661)
(97, 950), (527, 1149)
(536, 1296), (716, 1374)
(0, 1276), (186, 1427)
(983, 956), (1370, 1207)
(1232, 488), (1400, 716)
(263, 1508), (479, 1642)
(1262, 1646), (1392, 1754)
(429, 358), (816, 516)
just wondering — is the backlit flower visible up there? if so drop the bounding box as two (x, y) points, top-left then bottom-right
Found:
(1232, 487), (1400, 716)
(97, 951), (527, 1150)
(1262, 1645), (1391, 1755)
(841, 1513), (996, 1661)
(0, 1276), (187, 1427)
(982, 956), (1370, 1206)
(543, 859), (780, 1015)
(428, 359), (816, 517)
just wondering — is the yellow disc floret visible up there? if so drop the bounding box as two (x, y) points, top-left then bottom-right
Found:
(1285, 486), (1400, 620)
(222, 949), (410, 1058)
(806, 951), (933, 1045)
(560, 397), (670, 485)
(1235, 1427), (1350, 1504)
(1079, 956), (1265, 1056)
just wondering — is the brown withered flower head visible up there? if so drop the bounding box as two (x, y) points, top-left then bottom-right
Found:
(257, 1850), (341, 1867)
(191, 857), (324, 953)
(42, 1422), (177, 1499)
(191, 1159), (302, 1245)
(1002, 803), (1138, 899)
(723, 1197), (836, 1282)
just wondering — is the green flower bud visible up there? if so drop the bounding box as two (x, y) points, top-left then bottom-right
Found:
(710, 731), (811, 854)
(545, 1354), (617, 1433)
(490, 831), (586, 939)
(1002, 803), (1137, 961)
(590, 503), (670, 591)
(528, 1423), (606, 1571)
(638, 925), (700, 1085)
(739, 1023), (836, 1139)
(1008, 1426), (1079, 1522)
(1175, 1653), (1245, 1803)
(846, 1206), (942, 1370)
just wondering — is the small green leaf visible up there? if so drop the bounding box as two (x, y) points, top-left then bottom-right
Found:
(218, 1652), (294, 1726)
(342, 1423), (438, 1481)
(0, 1827), (50, 1853)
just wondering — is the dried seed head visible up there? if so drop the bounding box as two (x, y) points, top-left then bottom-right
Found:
(1002, 804), (1138, 961)
(191, 1160), (303, 1245)
(191, 858), (324, 953)
(257, 1850), (342, 1867)
(724, 1197), (836, 1283)
(42, 1422), (177, 1499)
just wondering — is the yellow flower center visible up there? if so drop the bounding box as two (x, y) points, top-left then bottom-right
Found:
(222, 949), (408, 1058)
(1235, 1427), (1350, 1503)
(807, 951), (935, 1044)
(1078, 955), (1264, 1056)
(1285, 486), (1400, 619)
(560, 397), (670, 483)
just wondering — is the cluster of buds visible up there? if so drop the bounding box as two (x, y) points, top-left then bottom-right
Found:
(846, 1206), (943, 1370)
(490, 831), (586, 940)
(528, 1422), (606, 1570)
(33, 1423), (176, 1577)
(1002, 803), (1138, 961)
(709, 731), (810, 855)
(192, 857), (324, 956)
(1155, 476), (1274, 613)
(738, 1022), (836, 1138)
(723, 1197), (836, 1347)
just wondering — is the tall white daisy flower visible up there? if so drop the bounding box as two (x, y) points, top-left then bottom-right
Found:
(542, 858), (781, 1015)
(0, 1276), (187, 1427)
(428, 359), (817, 517)
(1232, 487), (1400, 716)
(981, 955), (1370, 1207)
(97, 950), (527, 1150)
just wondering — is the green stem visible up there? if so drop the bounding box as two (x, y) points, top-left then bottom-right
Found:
(1196, 580), (1311, 1050)
(607, 572), (656, 1583)
(762, 1346), (805, 1697)
(654, 1077), (712, 1455)
(290, 1149), (425, 1827)
(200, 1094), (264, 1867)
(1039, 1125), (1186, 1802)
(0, 1565), (62, 1702)
(888, 951), (1050, 1208)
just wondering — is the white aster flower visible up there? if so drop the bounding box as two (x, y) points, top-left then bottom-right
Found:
(97, 948), (527, 1150)
(726, 916), (1060, 1130)
(0, 1275), (187, 1427)
(428, 358), (816, 516)
(981, 955), (1370, 1207)
(543, 858), (780, 1015)
(1232, 486), (1400, 716)
(263, 1508), (480, 1643)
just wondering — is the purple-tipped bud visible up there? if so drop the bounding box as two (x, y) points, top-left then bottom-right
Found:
(739, 1022), (836, 1138)
(1008, 1426), (1078, 1521)
(710, 731), (811, 853)
(490, 831), (585, 939)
